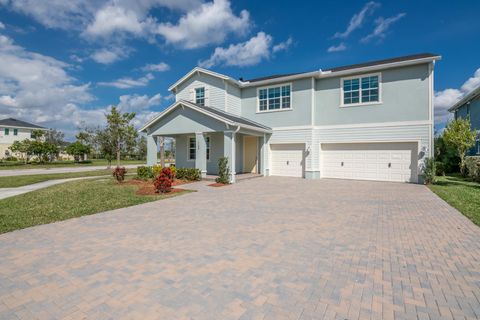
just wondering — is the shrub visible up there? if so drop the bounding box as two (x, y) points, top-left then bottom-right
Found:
(112, 166), (127, 182)
(169, 165), (176, 179)
(4, 156), (18, 161)
(137, 166), (154, 180)
(152, 164), (162, 177)
(435, 161), (446, 176)
(465, 156), (480, 182)
(154, 167), (173, 193)
(176, 168), (201, 181)
(216, 157), (230, 184)
(421, 157), (437, 185)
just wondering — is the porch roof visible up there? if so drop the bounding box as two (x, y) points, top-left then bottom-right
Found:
(140, 100), (272, 134)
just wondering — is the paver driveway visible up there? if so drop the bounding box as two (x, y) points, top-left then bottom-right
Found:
(1, 177), (480, 320)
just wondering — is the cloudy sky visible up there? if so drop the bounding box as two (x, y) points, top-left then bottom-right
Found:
(0, 0), (478, 139)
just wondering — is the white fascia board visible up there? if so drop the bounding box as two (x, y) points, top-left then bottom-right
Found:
(240, 71), (320, 87)
(448, 86), (480, 112)
(168, 67), (241, 92)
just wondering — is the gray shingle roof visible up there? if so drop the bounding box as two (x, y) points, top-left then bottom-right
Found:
(0, 118), (45, 129)
(244, 53), (439, 83)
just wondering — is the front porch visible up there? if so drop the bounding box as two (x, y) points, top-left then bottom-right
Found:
(141, 100), (272, 183)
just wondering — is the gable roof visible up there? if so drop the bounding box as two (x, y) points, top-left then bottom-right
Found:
(168, 67), (241, 92)
(140, 100), (271, 133)
(0, 118), (45, 129)
(448, 86), (480, 112)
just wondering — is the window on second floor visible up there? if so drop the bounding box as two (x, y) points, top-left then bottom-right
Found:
(195, 87), (205, 106)
(13, 129), (18, 136)
(4, 128), (9, 135)
(258, 84), (291, 112)
(342, 74), (380, 106)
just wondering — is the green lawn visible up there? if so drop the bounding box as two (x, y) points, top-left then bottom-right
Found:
(0, 159), (145, 170)
(0, 170), (115, 188)
(428, 174), (480, 226)
(0, 178), (190, 234)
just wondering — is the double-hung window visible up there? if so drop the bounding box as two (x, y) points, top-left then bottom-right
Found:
(258, 84), (291, 111)
(195, 87), (205, 106)
(188, 136), (210, 160)
(4, 128), (9, 135)
(342, 74), (380, 106)
(13, 129), (18, 136)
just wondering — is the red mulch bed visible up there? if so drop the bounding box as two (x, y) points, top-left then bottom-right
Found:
(125, 179), (186, 196)
(208, 183), (229, 187)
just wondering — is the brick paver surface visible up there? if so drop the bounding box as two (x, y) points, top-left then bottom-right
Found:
(1, 177), (479, 319)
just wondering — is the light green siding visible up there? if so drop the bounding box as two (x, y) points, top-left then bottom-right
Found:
(241, 78), (313, 127)
(315, 64), (430, 125)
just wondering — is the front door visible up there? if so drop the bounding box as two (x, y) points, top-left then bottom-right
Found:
(243, 136), (258, 173)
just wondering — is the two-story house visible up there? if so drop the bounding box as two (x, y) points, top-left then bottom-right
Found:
(141, 53), (440, 183)
(0, 118), (46, 158)
(448, 85), (480, 155)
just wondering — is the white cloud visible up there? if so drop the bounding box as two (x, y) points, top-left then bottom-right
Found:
(361, 13), (406, 43)
(272, 37), (293, 53)
(90, 47), (130, 64)
(327, 43), (347, 52)
(0, 21), (5, 29)
(156, 0), (251, 49)
(141, 62), (170, 72)
(98, 73), (154, 89)
(333, 1), (379, 39)
(116, 93), (163, 127)
(199, 32), (277, 68)
(434, 68), (480, 126)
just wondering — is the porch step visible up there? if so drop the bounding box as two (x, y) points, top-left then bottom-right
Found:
(203, 173), (264, 182)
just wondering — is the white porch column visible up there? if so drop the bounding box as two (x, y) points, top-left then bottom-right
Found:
(261, 133), (270, 176)
(195, 132), (207, 178)
(146, 135), (158, 166)
(223, 131), (236, 183)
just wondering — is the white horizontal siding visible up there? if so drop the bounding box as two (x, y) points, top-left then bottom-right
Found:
(175, 74), (226, 111)
(226, 85), (241, 116)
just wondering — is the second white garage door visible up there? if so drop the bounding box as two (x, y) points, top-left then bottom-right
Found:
(270, 144), (305, 177)
(321, 142), (418, 183)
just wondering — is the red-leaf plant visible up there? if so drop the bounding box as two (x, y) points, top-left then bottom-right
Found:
(154, 167), (174, 193)
(112, 166), (127, 182)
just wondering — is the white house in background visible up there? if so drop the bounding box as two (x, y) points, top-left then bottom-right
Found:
(0, 118), (46, 158)
(141, 53), (440, 183)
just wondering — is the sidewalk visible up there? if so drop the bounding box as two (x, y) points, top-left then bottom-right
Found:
(0, 164), (141, 177)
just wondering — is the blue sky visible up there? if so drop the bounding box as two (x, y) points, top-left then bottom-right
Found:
(0, 0), (479, 139)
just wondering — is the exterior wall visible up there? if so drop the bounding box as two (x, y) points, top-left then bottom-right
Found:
(241, 77), (313, 127)
(0, 127), (32, 145)
(315, 64), (430, 125)
(175, 73), (226, 111)
(226, 83), (241, 116)
(174, 135), (195, 170)
(455, 97), (480, 155)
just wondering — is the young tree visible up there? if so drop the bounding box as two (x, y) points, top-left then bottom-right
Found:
(9, 140), (31, 163)
(96, 128), (115, 167)
(28, 140), (58, 163)
(443, 118), (476, 176)
(65, 141), (91, 163)
(136, 136), (147, 160)
(105, 106), (136, 166)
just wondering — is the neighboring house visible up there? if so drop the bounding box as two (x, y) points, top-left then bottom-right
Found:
(448, 86), (480, 155)
(0, 118), (46, 158)
(141, 53), (440, 183)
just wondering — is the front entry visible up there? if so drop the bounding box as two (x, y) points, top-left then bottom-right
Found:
(243, 136), (258, 173)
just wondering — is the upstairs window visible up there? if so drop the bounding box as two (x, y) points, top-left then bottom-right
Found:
(195, 87), (205, 106)
(342, 74), (380, 106)
(4, 128), (9, 135)
(13, 129), (18, 136)
(258, 84), (291, 112)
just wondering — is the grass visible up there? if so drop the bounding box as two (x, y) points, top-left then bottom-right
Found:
(0, 177), (190, 234)
(0, 159), (146, 170)
(0, 170), (115, 188)
(428, 174), (480, 226)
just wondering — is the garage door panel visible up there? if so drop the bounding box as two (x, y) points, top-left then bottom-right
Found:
(270, 144), (304, 178)
(321, 142), (418, 183)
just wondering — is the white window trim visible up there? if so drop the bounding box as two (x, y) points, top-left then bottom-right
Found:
(190, 84), (209, 106)
(187, 135), (211, 162)
(340, 72), (382, 108)
(256, 82), (293, 113)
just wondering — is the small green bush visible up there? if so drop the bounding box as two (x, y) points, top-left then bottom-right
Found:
(422, 157), (437, 185)
(216, 157), (230, 184)
(152, 164), (162, 177)
(169, 165), (176, 179)
(435, 161), (446, 176)
(176, 168), (201, 181)
(137, 166), (154, 180)
(4, 156), (18, 161)
(465, 156), (480, 182)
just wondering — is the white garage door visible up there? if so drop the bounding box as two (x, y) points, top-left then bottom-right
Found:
(270, 144), (304, 177)
(321, 142), (418, 183)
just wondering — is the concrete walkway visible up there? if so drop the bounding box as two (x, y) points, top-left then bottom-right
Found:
(0, 177), (479, 319)
(0, 164), (142, 177)
(0, 176), (109, 200)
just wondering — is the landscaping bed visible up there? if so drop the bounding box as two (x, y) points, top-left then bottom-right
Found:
(0, 177), (191, 234)
(125, 178), (191, 196)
